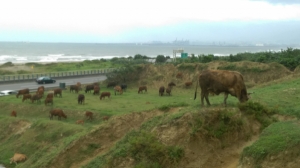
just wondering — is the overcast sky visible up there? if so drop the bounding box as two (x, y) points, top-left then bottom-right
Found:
(0, 0), (299, 43)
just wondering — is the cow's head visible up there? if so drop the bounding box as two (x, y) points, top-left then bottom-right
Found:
(240, 90), (253, 102)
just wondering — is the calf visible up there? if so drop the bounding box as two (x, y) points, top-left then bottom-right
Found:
(54, 88), (62, 98)
(159, 86), (165, 96)
(10, 153), (27, 165)
(93, 85), (100, 95)
(16, 88), (29, 98)
(185, 81), (193, 87)
(46, 93), (54, 99)
(76, 82), (82, 91)
(176, 72), (183, 79)
(85, 84), (94, 93)
(49, 109), (67, 120)
(100, 92), (111, 100)
(121, 83), (127, 92)
(85, 111), (93, 120)
(70, 85), (79, 93)
(45, 97), (53, 106)
(22, 94), (32, 102)
(168, 82), (176, 87)
(31, 94), (42, 103)
(102, 116), (109, 121)
(78, 94), (85, 104)
(11, 110), (17, 117)
(166, 86), (172, 96)
(114, 85), (123, 95)
(76, 120), (84, 125)
(138, 86), (147, 94)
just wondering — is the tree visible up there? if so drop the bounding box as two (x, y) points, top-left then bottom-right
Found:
(156, 55), (166, 63)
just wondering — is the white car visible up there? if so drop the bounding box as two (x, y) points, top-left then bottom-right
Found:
(0, 90), (18, 96)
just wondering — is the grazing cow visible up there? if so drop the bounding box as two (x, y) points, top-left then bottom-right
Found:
(22, 94), (32, 102)
(159, 86), (165, 96)
(76, 82), (82, 91)
(76, 120), (84, 125)
(114, 86), (123, 95)
(85, 84), (94, 93)
(36, 88), (44, 97)
(93, 85), (100, 95)
(176, 72), (183, 79)
(16, 88), (29, 98)
(194, 70), (250, 106)
(10, 153), (27, 165)
(100, 92), (111, 100)
(49, 109), (67, 120)
(138, 86), (147, 93)
(31, 94), (42, 103)
(107, 81), (118, 88)
(85, 111), (93, 120)
(44, 97), (53, 106)
(78, 94), (85, 104)
(185, 81), (193, 87)
(37, 86), (45, 91)
(102, 116), (109, 121)
(11, 110), (17, 117)
(53, 88), (62, 98)
(70, 85), (79, 93)
(121, 84), (127, 92)
(166, 86), (172, 96)
(46, 93), (54, 99)
(168, 82), (176, 87)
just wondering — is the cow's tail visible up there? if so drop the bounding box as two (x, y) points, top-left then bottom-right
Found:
(194, 78), (199, 100)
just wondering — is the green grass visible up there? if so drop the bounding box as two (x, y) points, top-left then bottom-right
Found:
(241, 121), (300, 166)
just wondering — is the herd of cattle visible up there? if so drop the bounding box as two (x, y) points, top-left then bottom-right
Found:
(6, 69), (251, 165)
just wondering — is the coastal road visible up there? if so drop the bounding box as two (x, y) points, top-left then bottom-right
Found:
(0, 75), (107, 91)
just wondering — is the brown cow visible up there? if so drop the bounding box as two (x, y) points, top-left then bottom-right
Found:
(46, 93), (54, 99)
(49, 109), (67, 120)
(31, 94), (42, 103)
(45, 97), (53, 106)
(11, 110), (17, 117)
(138, 86), (147, 93)
(70, 85), (79, 93)
(168, 82), (176, 87)
(54, 88), (62, 98)
(85, 111), (93, 120)
(176, 72), (183, 79)
(185, 81), (193, 87)
(114, 85), (123, 95)
(78, 94), (85, 104)
(100, 92), (111, 100)
(37, 86), (45, 91)
(76, 120), (84, 125)
(10, 153), (27, 165)
(93, 85), (100, 95)
(166, 86), (172, 96)
(194, 70), (250, 106)
(102, 116), (109, 121)
(159, 86), (165, 96)
(16, 88), (29, 98)
(36, 88), (44, 97)
(76, 82), (82, 91)
(85, 84), (94, 93)
(22, 94), (32, 102)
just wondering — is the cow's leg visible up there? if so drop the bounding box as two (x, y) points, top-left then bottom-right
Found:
(224, 93), (229, 106)
(204, 93), (210, 106)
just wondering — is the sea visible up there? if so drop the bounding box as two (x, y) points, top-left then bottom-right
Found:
(0, 42), (299, 64)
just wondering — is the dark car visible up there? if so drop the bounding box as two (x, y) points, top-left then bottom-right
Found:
(36, 76), (56, 84)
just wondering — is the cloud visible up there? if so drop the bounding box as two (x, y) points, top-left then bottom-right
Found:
(251, 0), (300, 4)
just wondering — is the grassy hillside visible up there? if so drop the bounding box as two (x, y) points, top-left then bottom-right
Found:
(1, 61), (300, 168)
